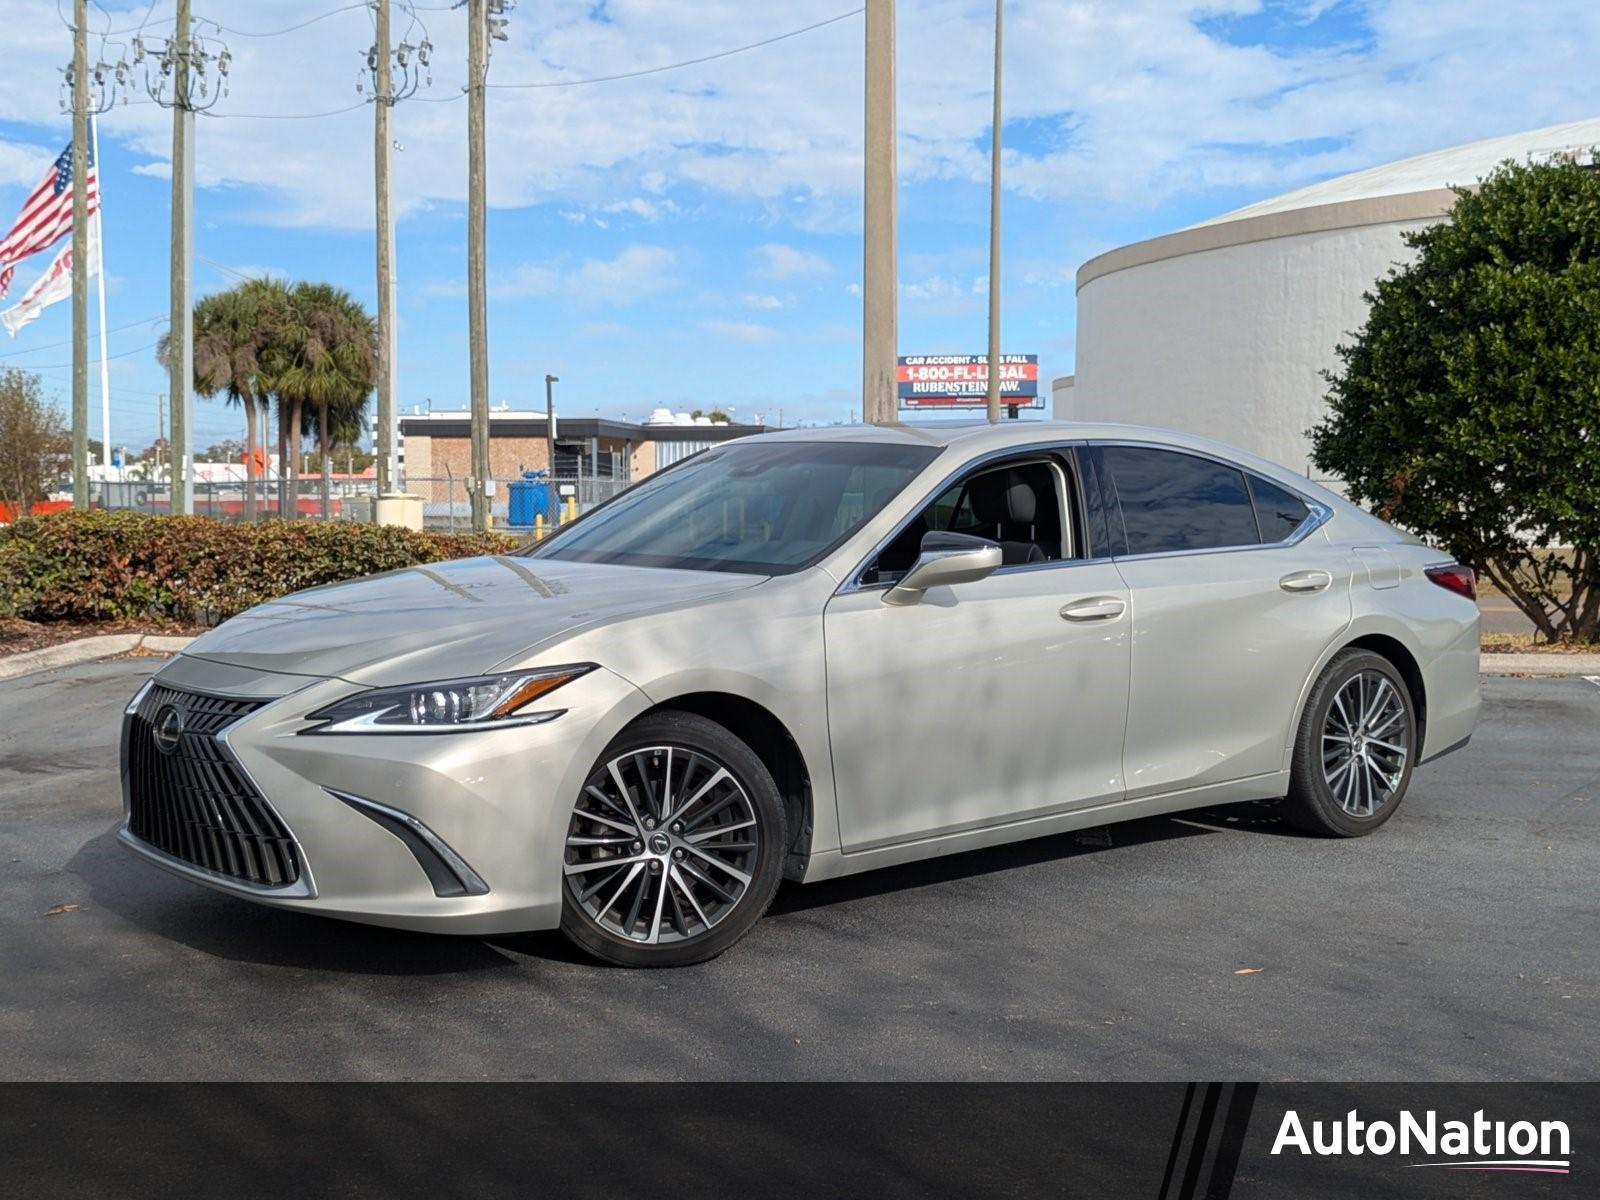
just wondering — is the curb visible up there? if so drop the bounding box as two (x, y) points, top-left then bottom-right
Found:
(1480, 653), (1600, 677)
(0, 634), (195, 683)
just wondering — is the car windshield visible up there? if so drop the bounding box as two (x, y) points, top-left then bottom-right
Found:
(530, 439), (940, 574)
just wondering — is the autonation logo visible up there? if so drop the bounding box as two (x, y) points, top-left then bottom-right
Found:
(1272, 1108), (1572, 1174)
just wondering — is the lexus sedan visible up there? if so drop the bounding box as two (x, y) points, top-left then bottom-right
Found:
(120, 422), (1481, 966)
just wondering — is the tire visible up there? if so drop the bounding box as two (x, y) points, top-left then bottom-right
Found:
(559, 711), (786, 967)
(1282, 648), (1418, 837)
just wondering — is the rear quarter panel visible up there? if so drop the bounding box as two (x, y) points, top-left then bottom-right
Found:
(1282, 534), (1480, 765)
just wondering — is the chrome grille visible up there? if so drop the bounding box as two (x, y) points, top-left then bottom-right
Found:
(123, 684), (301, 887)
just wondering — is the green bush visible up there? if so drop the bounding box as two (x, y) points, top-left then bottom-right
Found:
(0, 510), (521, 626)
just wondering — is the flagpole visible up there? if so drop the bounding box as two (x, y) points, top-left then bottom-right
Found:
(91, 115), (111, 475)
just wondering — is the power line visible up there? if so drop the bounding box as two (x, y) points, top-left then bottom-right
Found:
(196, 253), (275, 283)
(198, 99), (369, 120)
(487, 7), (865, 90)
(20, 340), (160, 371)
(0, 314), (167, 359)
(58, 0), (173, 37)
(197, 2), (369, 39)
(175, 6), (867, 117)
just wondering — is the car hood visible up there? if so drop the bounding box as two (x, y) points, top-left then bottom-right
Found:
(179, 554), (765, 686)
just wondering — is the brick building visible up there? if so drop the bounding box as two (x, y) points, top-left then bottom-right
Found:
(397, 411), (767, 503)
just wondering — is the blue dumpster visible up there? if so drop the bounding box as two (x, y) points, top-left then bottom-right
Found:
(508, 470), (552, 527)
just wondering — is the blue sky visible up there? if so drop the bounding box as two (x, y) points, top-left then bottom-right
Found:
(1, 0), (1597, 453)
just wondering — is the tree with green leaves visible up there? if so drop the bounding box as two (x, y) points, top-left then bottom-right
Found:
(1311, 159), (1600, 643)
(261, 282), (378, 520)
(0, 369), (68, 515)
(160, 278), (289, 520)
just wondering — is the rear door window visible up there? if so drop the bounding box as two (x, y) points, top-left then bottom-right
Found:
(1101, 446), (1260, 555)
(1246, 474), (1312, 542)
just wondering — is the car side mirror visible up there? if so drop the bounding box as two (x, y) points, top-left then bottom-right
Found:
(883, 531), (1003, 606)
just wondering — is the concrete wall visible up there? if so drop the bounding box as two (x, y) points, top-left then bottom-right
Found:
(1073, 218), (1436, 481)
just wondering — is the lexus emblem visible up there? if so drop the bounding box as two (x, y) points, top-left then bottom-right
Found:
(152, 705), (184, 755)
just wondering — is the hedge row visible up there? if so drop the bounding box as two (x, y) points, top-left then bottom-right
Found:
(0, 510), (521, 626)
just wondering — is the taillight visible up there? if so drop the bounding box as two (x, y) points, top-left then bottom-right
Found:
(1425, 563), (1477, 601)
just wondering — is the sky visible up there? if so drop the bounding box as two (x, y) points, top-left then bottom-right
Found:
(0, 0), (1598, 454)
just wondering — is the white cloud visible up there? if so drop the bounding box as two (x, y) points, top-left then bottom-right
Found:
(1, 0), (1595, 243)
(755, 242), (831, 280)
(569, 244), (678, 304)
(742, 293), (784, 310)
(0, 137), (53, 189)
(704, 319), (777, 343)
(490, 263), (562, 299)
(426, 245), (676, 304)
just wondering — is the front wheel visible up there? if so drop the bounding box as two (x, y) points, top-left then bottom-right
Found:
(559, 711), (786, 967)
(1282, 649), (1417, 837)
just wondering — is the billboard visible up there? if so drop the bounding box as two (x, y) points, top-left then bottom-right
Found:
(897, 354), (1042, 408)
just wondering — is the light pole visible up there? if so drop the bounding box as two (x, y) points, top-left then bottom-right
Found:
(985, 0), (1004, 424)
(545, 373), (558, 482)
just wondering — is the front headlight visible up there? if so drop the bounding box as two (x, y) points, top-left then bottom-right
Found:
(302, 664), (595, 734)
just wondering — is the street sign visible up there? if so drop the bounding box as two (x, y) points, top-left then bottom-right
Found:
(897, 354), (1042, 408)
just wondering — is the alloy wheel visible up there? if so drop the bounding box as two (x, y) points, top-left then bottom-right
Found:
(1320, 669), (1409, 818)
(563, 745), (760, 945)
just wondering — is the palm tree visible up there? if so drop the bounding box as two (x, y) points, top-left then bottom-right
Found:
(158, 278), (288, 520)
(267, 283), (378, 519)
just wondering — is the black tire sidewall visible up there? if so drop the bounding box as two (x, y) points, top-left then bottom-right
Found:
(559, 711), (787, 967)
(1288, 649), (1417, 837)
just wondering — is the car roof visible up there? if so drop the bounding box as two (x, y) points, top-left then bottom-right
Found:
(758, 419), (1344, 506)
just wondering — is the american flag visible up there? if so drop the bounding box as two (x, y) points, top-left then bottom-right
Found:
(0, 135), (99, 299)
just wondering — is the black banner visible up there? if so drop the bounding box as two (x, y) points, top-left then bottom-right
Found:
(1, 1083), (1591, 1198)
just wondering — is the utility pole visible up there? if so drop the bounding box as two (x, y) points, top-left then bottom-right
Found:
(544, 374), (558, 478)
(168, 0), (194, 514)
(134, 1), (228, 517)
(862, 0), (898, 426)
(70, 0), (89, 507)
(985, 0), (1004, 424)
(362, 12), (428, 508)
(374, 0), (396, 497)
(467, 0), (491, 529)
(156, 392), (165, 487)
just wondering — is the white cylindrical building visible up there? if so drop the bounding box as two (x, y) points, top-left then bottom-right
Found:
(1069, 118), (1600, 481)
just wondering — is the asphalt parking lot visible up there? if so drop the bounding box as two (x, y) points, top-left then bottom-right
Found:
(1, 657), (1594, 1082)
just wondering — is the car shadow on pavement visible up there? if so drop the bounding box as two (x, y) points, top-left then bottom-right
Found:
(69, 825), (529, 976)
(69, 802), (1307, 973)
(770, 800), (1307, 916)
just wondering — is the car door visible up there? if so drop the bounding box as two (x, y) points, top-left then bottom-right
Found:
(823, 450), (1132, 853)
(1086, 443), (1353, 799)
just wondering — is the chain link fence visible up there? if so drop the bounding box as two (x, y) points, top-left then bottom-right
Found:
(85, 470), (629, 531)
(408, 473), (630, 532)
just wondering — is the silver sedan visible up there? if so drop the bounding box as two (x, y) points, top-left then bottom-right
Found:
(120, 422), (1481, 965)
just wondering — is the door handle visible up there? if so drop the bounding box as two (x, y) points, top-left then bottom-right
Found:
(1060, 596), (1126, 622)
(1279, 569), (1333, 593)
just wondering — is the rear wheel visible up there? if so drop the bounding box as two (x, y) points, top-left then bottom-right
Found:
(559, 711), (785, 967)
(1283, 649), (1417, 836)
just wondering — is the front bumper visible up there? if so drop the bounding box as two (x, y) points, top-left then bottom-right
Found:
(120, 652), (651, 934)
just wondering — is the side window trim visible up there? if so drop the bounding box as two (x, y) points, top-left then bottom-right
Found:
(1088, 439), (1331, 561)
